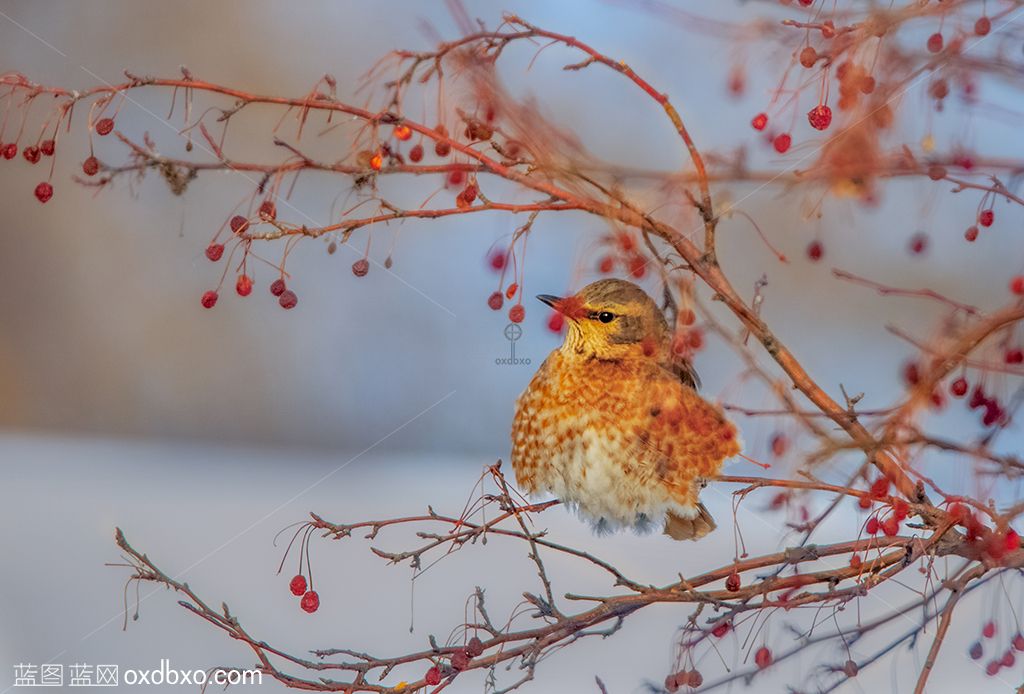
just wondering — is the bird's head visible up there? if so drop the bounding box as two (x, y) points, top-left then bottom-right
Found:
(538, 279), (669, 360)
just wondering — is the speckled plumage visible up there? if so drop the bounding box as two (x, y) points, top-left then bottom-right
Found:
(511, 279), (740, 541)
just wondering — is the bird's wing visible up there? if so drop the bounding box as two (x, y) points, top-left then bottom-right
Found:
(623, 360), (739, 506)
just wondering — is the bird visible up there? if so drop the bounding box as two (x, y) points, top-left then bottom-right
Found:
(510, 278), (740, 541)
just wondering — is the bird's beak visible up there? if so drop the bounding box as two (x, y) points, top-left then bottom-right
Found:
(536, 294), (563, 310)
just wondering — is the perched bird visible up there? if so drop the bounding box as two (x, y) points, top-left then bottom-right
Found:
(511, 279), (740, 540)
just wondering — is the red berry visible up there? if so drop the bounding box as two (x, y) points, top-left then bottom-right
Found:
(2, 143), (17, 159)
(909, 233), (928, 255)
(595, 255), (614, 273)
(289, 574), (307, 596)
(488, 249), (506, 271)
(975, 17), (991, 36)
(466, 636), (484, 657)
(903, 361), (920, 386)
(951, 377), (968, 397)
(200, 290), (218, 309)
(487, 292), (503, 311)
(259, 199), (277, 220)
(82, 156), (100, 176)
(508, 304), (525, 323)
(664, 674), (680, 692)
(34, 181), (53, 203)
(1007, 348), (1024, 364)
(270, 278), (287, 296)
(754, 646), (773, 669)
(1006, 529), (1021, 551)
(279, 289), (298, 309)
(807, 240), (824, 261)
(352, 258), (369, 277)
(799, 46), (817, 68)
(857, 495), (872, 510)
(881, 516), (899, 536)
(770, 432), (788, 457)
(425, 666), (441, 686)
(236, 274), (253, 297)
(711, 620), (730, 638)
(505, 282), (519, 300)
(926, 32), (944, 53)
(983, 620), (996, 639)
(547, 312), (564, 333)
(843, 660), (858, 677)
(205, 243), (225, 261)
(688, 670), (703, 687)
(927, 164), (946, 181)
(849, 553), (862, 569)
(751, 113), (768, 131)
(725, 571), (741, 592)
(893, 500), (909, 521)
(773, 133), (792, 153)
(1013, 633), (1024, 652)
(450, 650), (469, 671)
(798, 0), (814, 5)
(22, 145), (39, 164)
(628, 255), (646, 279)
(435, 140), (451, 157)
(393, 124), (412, 141)
(1001, 650), (1015, 668)
(39, 139), (55, 156)
(865, 517), (879, 534)
(230, 215), (249, 234)
(408, 143), (424, 162)
(870, 476), (890, 498)
(970, 641), (984, 660)
(300, 590), (319, 613)
(965, 226), (979, 242)
(979, 209), (995, 227)
(985, 660), (1000, 676)
(1010, 276), (1024, 295)
(95, 117), (115, 136)
(807, 104), (832, 130)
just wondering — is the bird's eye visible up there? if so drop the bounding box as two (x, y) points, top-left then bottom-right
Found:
(597, 311), (615, 323)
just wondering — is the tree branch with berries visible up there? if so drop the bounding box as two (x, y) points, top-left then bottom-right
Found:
(10, 1), (1024, 691)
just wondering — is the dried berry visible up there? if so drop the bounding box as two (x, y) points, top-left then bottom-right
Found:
(270, 278), (287, 297)
(425, 666), (441, 686)
(259, 199), (277, 220)
(799, 46), (817, 68)
(408, 143), (424, 162)
(975, 17), (991, 36)
(279, 290), (298, 310)
(466, 636), (484, 657)
(230, 215), (250, 234)
(22, 145), (40, 164)
(970, 641), (984, 660)
(39, 139), (55, 156)
(352, 258), (370, 277)
(450, 650), (469, 671)
(82, 156), (100, 176)
(508, 304), (525, 323)
(289, 574), (307, 596)
(95, 117), (115, 136)
(725, 571), (741, 592)
(205, 243), (225, 262)
(200, 290), (218, 309)
(964, 226), (979, 242)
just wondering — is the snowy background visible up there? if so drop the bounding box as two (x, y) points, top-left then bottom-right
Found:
(1, 1), (1022, 692)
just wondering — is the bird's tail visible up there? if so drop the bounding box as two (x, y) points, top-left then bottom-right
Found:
(664, 504), (716, 541)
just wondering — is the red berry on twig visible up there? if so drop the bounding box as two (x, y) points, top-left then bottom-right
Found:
(964, 226), (979, 242)
(466, 636), (484, 657)
(270, 278), (286, 297)
(725, 571), (741, 592)
(34, 181), (53, 203)
(754, 646), (773, 669)
(773, 133), (792, 153)
(352, 258), (369, 277)
(22, 145), (39, 164)
(230, 215), (249, 234)
(39, 139), (55, 156)
(983, 620), (996, 639)
(82, 156), (100, 176)
(201, 291), (218, 309)
(508, 304), (525, 323)
(978, 209), (994, 227)
(95, 117), (115, 136)
(751, 113), (768, 131)
(970, 641), (984, 660)
(2, 143), (17, 159)
(807, 240), (824, 261)
(259, 199), (277, 220)
(393, 124), (412, 141)
(279, 290), (298, 310)
(205, 243), (225, 262)
(1010, 276), (1024, 295)
(408, 143), (423, 162)
(975, 17), (991, 36)
(300, 590), (319, 613)
(450, 650), (469, 671)
(807, 104), (832, 130)
(289, 574), (307, 596)
(926, 33), (944, 53)
(487, 292), (504, 311)
(236, 275), (253, 297)
(950, 377), (968, 397)
(425, 666), (441, 686)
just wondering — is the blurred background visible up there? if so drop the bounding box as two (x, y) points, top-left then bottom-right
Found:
(1, 1), (1022, 692)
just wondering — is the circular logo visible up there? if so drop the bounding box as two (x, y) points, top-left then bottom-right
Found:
(504, 323), (523, 342)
